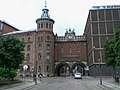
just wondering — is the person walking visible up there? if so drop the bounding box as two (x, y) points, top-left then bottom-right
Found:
(38, 73), (42, 81)
(33, 73), (36, 82)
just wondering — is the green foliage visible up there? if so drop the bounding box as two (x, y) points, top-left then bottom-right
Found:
(104, 38), (116, 66)
(104, 26), (120, 67)
(114, 27), (120, 66)
(0, 35), (25, 69)
(0, 67), (17, 80)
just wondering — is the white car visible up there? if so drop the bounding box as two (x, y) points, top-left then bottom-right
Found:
(74, 73), (82, 79)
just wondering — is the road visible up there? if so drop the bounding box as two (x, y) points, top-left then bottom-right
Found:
(26, 76), (103, 90)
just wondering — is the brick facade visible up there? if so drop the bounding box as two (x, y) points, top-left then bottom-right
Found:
(2, 5), (120, 76)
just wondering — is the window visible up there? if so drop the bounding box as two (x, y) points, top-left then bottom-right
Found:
(38, 23), (40, 29)
(46, 23), (48, 28)
(27, 45), (30, 51)
(38, 44), (42, 50)
(77, 47), (80, 52)
(47, 35), (50, 40)
(62, 47), (63, 53)
(38, 53), (42, 60)
(41, 36), (43, 41)
(28, 37), (30, 42)
(38, 66), (41, 72)
(91, 11), (98, 21)
(49, 23), (51, 29)
(46, 53), (50, 59)
(47, 44), (50, 50)
(38, 37), (40, 41)
(47, 66), (49, 72)
(69, 47), (72, 52)
(26, 53), (30, 61)
(22, 38), (24, 42)
(41, 23), (43, 28)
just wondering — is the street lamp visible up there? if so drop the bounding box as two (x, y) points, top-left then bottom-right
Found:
(35, 60), (38, 85)
(98, 59), (102, 85)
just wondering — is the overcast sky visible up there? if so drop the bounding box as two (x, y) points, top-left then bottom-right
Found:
(0, 0), (120, 35)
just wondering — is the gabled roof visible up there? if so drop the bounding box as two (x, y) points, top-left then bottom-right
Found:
(3, 29), (36, 35)
(0, 20), (19, 31)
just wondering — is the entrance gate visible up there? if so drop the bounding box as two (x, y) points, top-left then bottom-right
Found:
(55, 61), (86, 76)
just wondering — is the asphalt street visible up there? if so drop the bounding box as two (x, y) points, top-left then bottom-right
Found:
(26, 76), (103, 90)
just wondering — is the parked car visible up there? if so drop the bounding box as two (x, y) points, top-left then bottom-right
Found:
(74, 73), (82, 79)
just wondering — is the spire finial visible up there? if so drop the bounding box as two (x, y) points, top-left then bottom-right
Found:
(45, 0), (47, 8)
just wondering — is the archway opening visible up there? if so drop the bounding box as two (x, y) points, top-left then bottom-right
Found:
(72, 63), (86, 76)
(55, 63), (70, 76)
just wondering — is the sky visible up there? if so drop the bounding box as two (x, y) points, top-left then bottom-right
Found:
(0, 0), (120, 36)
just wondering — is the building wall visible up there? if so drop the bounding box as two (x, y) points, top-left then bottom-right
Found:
(55, 41), (87, 62)
(0, 21), (19, 34)
(84, 7), (120, 76)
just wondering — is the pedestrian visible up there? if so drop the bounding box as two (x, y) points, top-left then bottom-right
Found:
(33, 73), (36, 82)
(38, 73), (42, 81)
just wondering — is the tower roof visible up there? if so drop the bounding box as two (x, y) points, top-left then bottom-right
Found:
(36, 1), (55, 24)
(41, 1), (50, 19)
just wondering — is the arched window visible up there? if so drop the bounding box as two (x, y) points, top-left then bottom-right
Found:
(22, 38), (24, 42)
(46, 23), (48, 28)
(38, 44), (42, 50)
(41, 23), (43, 28)
(27, 45), (30, 51)
(28, 37), (30, 42)
(47, 35), (50, 40)
(46, 44), (50, 50)
(41, 36), (43, 41)
(26, 53), (30, 61)
(38, 37), (40, 41)
(38, 23), (40, 29)
(69, 47), (72, 52)
(46, 53), (50, 59)
(77, 47), (80, 52)
(38, 53), (42, 60)
(49, 23), (51, 29)
(38, 66), (41, 72)
(46, 66), (49, 72)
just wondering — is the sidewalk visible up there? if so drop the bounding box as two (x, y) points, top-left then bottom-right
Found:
(0, 78), (41, 90)
(97, 78), (120, 90)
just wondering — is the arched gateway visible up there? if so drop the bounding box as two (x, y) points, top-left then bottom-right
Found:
(54, 61), (87, 76)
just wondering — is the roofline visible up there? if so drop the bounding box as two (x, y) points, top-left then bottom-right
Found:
(0, 20), (20, 31)
(2, 29), (36, 36)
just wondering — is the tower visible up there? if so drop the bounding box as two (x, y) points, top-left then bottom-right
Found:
(36, 2), (55, 76)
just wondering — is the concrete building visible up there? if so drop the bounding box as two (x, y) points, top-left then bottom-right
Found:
(84, 5), (120, 76)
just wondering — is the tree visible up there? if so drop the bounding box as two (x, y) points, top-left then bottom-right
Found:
(104, 38), (116, 77)
(114, 27), (120, 66)
(0, 35), (25, 80)
(104, 26), (120, 77)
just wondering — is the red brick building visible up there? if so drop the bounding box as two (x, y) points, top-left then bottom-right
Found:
(2, 5), (87, 76)
(2, 5), (120, 77)
(0, 20), (19, 34)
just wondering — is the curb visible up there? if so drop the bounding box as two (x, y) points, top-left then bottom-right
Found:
(97, 82), (120, 90)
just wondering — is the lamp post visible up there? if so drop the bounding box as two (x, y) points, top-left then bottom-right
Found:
(98, 59), (102, 85)
(34, 60), (38, 85)
(34, 32), (38, 85)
